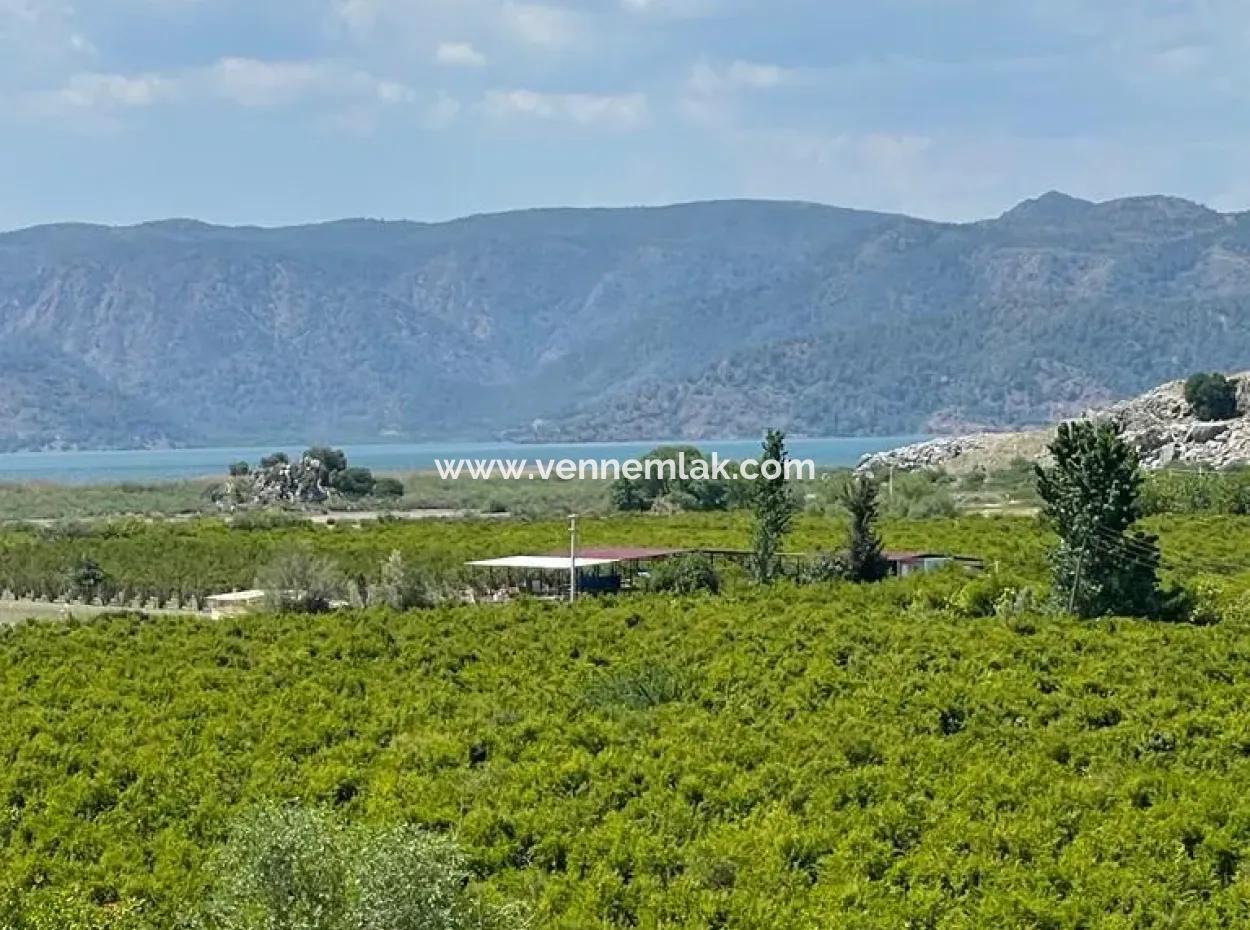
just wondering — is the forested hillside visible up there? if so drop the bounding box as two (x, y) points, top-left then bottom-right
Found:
(3, 194), (1250, 448)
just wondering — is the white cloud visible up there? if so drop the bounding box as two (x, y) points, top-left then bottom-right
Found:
(425, 91), (463, 128)
(41, 70), (171, 108)
(619, 0), (717, 18)
(17, 67), (174, 132)
(199, 58), (414, 109)
(484, 88), (648, 129)
(680, 58), (798, 127)
(20, 57), (417, 130)
(208, 58), (325, 107)
(435, 41), (487, 68)
(0, 0), (94, 82)
(687, 58), (798, 94)
(501, 1), (579, 47)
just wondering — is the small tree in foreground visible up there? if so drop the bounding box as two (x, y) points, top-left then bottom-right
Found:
(750, 429), (796, 584)
(1185, 372), (1238, 422)
(68, 557), (109, 602)
(1035, 420), (1162, 618)
(368, 550), (440, 610)
(841, 475), (889, 582)
(647, 554), (721, 595)
(257, 546), (346, 613)
(198, 805), (518, 930)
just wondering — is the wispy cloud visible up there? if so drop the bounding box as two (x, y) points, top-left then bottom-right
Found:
(28, 71), (172, 112)
(207, 58), (412, 109)
(500, 1), (580, 48)
(484, 88), (648, 129)
(21, 57), (416, 130)
(434, 41), (487, 68)
(680, 57), (798, 127)
(687, 58), (798, 94)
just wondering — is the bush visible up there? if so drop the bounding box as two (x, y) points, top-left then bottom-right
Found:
(372, 477), (405, 499)
(367, 551), (440, 610)
(199, 805), (516, 930)
(879, 470), (957, 520)
(331, 467), (377, 498)
(796, 552), (850, 584)
(257, 546), (346, 613)
(585, 662), (685, 710)
(645, 555), (720, 595)
(304, 447), (349, 480)
(67, 557), (109, 601)
(1185, 372), (1239, 421)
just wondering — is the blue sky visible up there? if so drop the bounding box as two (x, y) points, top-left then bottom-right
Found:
(1, 0), (1247, 229)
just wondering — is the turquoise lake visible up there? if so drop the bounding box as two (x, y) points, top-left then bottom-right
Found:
(0, 437), (925, 484)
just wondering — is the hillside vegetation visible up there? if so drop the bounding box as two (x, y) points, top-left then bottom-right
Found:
(6, 195), (1250, 448)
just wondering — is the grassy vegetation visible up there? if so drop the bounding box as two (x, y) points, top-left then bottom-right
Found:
(0, 511), (1249, 927)
(3, 504), (1249, 601)
(2, 558), (1250, 927)
(0, 481), (214, 522)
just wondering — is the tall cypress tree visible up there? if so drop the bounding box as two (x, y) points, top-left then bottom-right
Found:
(750, 429), (796, 584)
(841, 475), (889, 582)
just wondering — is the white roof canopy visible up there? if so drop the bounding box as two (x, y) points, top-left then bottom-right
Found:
(205, 589), (267, 603)
(466, 556), (619, 571)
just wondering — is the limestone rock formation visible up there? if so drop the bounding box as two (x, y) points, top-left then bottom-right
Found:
(217, 455), (333, 508)
(861, 372), (1250, 473)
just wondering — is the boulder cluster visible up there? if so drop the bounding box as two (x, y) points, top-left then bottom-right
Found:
(218, 454), (333, 507)
(861, 373), (1250, 474)
(1095, 374), (1250, 470)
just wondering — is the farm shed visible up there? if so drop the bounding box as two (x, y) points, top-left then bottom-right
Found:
(885, 551), (984, 577)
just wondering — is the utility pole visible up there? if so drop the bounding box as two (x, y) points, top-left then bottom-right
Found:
(568, 513), (579, 604)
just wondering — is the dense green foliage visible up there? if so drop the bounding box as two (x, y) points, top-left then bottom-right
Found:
(1036, 422), (1162, 618)
(256, 546), (347, 613)
(750, 430), (796, 584)
(1184, 373), (1239, 422)
(609, 447), (731, 513)
(196, 806), (516, 930)
(0, 519), (1248, 927)
(840, 476), (889, 583)
(644, 554), (720, 595)
(0, 503), (1246, 611)
(1142, 468), (1250, 516)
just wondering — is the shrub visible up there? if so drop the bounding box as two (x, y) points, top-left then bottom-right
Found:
(331, 468), (377, 498)
(304, 447), (349, 480)
(646, 555), (720, 595)
(1185, 372), (1239, 422)
(372, 477), (405, 499)
(257, 546), (346, 613)
(585, 662), (685, 710)
(0, 889), (150, 930)
(67, 557), (109, 601)
(367, 551), (440, 610)
(198, 805), (515, 930)
(948, 575), (1005, 618)
(796, 552), (850, 584)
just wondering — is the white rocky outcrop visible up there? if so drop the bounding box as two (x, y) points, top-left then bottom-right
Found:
(861, 372), (1250, 473)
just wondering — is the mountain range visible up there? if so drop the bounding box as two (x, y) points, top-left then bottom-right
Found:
(2, 193), (1250, 451)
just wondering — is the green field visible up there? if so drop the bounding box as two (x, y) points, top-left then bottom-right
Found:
(0, 512), (1249, 927)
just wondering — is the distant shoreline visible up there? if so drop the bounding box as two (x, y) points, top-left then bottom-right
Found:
(0, 436), (929, 485)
